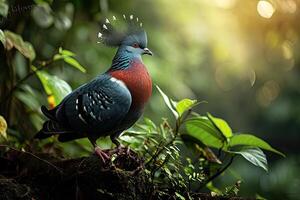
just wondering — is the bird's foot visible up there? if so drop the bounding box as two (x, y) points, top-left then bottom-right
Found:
(94, 146), (110, 163)
(109, 144), (124, 155)
(111, 146), (135, 159)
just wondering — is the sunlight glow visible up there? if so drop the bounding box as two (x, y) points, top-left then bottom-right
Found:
(248, 68), (256, 87)
(280, 0), (297, 14)
(214, 0), (236, 9)
(257, 0), (275, 19)
(282, 41), (293, 60)
(256, 80), (280, 107)
(281, 41), (295, 71)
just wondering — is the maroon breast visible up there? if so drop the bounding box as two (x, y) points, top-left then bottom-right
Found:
(109, 60), (152, 109)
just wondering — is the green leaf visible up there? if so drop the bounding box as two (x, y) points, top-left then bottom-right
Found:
(156, 85), (178, 119)
(143, 117), (157, 131)
(187, 117), (225, 140)
(33, 66), (72, 106)
(15, 85), (40, 110)
(231, 147), (268, 172)
(31, 4), (54, 28)
(59, 47), (76, 56)
(2, 31), (36, 61)
(207, 113), (232, 139)
(0, 29), (5, 44)
(176, 98), (197, 117)
(0, 115), (7, 139)
(175, 192), (185, 200)
(53, 54), (63, 61)
(63, 57), (86, 73)
(54, 3), (74, 31)
(29, 113), (44, 131)
(182, 134), (222, 164)
(0, 0), (8, 17)
(255, 194), (268, 200)
(229, 134), (285, 157)
(185, 118), (224, 148)
(206, 182), (222, 196)
(34, 0), (53, 5)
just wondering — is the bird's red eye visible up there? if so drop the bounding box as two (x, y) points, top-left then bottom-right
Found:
(132, 43), (139, 48)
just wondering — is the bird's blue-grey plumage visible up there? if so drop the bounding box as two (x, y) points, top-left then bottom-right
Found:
(36, 14), (152, 148)
(36, 74), (132, 142)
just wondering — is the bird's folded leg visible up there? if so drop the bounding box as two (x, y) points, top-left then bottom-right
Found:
(110, 132), (123, 154)
(88, 137), (110, 163)
(94, 146), (110, 163)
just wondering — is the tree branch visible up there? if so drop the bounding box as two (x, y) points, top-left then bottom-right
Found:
(1, 59), (54, 103)
(197, 155), (235, 191)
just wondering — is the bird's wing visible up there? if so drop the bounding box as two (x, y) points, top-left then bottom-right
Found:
(54, 74), (132, 134)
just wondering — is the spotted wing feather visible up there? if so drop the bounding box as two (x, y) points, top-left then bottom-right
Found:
(62, 74), (131, 130)
(37, 74), (132, 141)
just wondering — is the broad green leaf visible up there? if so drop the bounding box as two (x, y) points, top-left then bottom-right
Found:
(64, 57), (86, 73)
(15, 85), (40, 110)
(231, 147), (268, 172)
(33, 66), (72, 106)
(186, 117), (225, 141)
(29, 113), (44, 131)
(182, 134), (222, 164)
(185, 119), (224, 148)
(207, 113), (232, 139)
(0, 0), (8, 17)
(156, 85), (178, 119)
(0, 115), (7, 139)
(176, 98), (197, 117)
(2, 31), (36, 61)
(229, 134), (285, 157)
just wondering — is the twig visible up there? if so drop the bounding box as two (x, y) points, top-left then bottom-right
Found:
(217, 143), (224, 158)
(145, 140), (164, 167)
(145, 119), (180, 168)
(0, 145), (63, 174)
(150, 154), (170, 179)
(197, 155), (235, 191)
(146, 109), (193, 169)
(2, 58), (54, 103)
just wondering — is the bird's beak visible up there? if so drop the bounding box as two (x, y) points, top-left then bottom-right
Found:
(143, 48), (153, 56)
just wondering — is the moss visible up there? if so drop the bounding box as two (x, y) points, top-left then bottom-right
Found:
(0, 148), (250, 200)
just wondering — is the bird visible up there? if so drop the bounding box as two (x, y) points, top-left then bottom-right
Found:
(35, 15), (153, 162)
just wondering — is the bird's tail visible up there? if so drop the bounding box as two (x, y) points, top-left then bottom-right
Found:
(35, 120), (72, 139)
(35, 106), (84, 141)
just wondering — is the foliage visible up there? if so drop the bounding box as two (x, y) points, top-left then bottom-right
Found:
(0, 19), (85, 137)
(0, 30), (35, 61)
(119, 86), (284, 198)
(0, 0), (294, 199)
(0, 115), (7, 139)
(0, 0), (8, 17)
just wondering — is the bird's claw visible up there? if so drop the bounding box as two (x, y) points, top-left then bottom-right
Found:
(94, 146), (110, 163)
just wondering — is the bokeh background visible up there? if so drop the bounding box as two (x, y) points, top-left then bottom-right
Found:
(1, 0), (300, 199)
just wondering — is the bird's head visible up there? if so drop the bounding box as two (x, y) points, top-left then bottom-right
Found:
(121, 30), (152, 56)
(98, 15), (152, 57)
